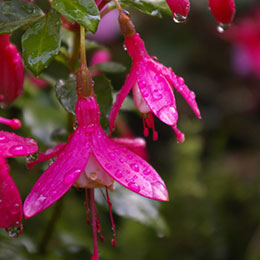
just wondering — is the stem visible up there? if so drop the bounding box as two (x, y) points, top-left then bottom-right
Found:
(80, 26), (87, 68)
(38, 198), (63, 254)
(89, 189), (99, 260)
(112, 0), (123, 13)
(70, 30), (80, 73)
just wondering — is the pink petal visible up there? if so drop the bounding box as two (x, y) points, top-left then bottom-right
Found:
(91, 127), (169, 201)
(0, 157), (23, 231)
(151, 61), (201, 119)
(109, 71), (136, 134)
(23, 129), (91, 218)
(136, 63), (178, 126)
(112, 137), (146, 149)
(0, 131), (38, 158)
(27, 143), (67, 169)
(166, 0), (190, 18)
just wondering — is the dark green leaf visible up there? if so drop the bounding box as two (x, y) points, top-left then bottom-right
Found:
(85, 39), (105, 50)
(22, 9), (61, 76)
(0, 0), (44, 34)
(90, 62), (126, 74)
(56, 74), (77, 115)
(51, 0), (100, 33)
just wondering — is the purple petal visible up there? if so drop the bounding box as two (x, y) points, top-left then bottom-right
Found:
(91, 127), (169, 201)
(109, 71), (136, 134)
(0, 131), (38, 158)
(136, 63), (178, 126)
(24, 129), (91, 218)
(0, 157), (23, 230)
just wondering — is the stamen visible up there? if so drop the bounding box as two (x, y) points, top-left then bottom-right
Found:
(105, 188), (116, 248)
(172, 125), (185, 143)
(142, 114), (149, 137)
(0, 117), (21, 129)
(95, 207), (104, 243)
(88, 189), (99, 260)
(84, 190), (90, 224)
(146, 113), (158, 141)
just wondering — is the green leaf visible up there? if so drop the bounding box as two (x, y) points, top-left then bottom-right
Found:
(94, 75), (113, 130)
(51, 0), (100, 33)
(90, 62), (126, 74)
(22, 9), (61, 76)
(56, 74), (77, 115)
(85, 39), (105, 50)
(96, 184), (170, 236)
(55, 74), (113, 131)
(0, 0), (44, 34)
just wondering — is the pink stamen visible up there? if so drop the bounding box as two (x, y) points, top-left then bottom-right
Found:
(89, 189), (99, 260)
(105, 188), (116, 248)
(95, 207), (104, 243)
(142, 114), (149, 137)
(84, 190), (90, 224)
(146, 113), (158, 141)
(0, 117), (21, 130)
(172, 125), (185, 143)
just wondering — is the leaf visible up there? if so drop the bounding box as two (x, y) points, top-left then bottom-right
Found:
(55, 74), (113, 131)
(51, 0), (100, 33)
(90, 62), (126, 74)
(0, 0), (44, 34)
(85, 39), (105, 50)
(96, 184), (170, 236)
(56, 74), (77, 115)
(22, 9), (61, 76)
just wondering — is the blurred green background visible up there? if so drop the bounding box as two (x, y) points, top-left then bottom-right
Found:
(1, 0), (260, 259)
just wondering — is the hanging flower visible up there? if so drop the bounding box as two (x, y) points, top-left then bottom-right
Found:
(109, 12), (201, 143)
(0, 117), (38, 237)
(0, 34), (24, 106)
(165, 0), (190, 23)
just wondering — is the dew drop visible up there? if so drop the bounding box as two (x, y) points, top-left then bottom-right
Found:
(173, 13), (187, 23)
(123, 43), (127, 51)
(9, 145), (27, 156)
(151, 182), (168, 201)
(127, 154), (133, 160)
(152, 90), (163, 100)
(128, 182), (141, 193)
(115, 170), (123, 178)
(142, 89), (149, 97)
(73, 121), (78, 130)
(138, 81), (146, 88)
(151, 10), (159, 16)
(0, 135), (8, 143)
(177, 77), (184, 85)
(190, 91), (196, 99)
(105, 163), (112, 170)
(217, 23), (230, 33)
(26, 152), (39, 163)
(130, 163), (140, 172)
(119, 158), (124, 163)
(64, 169), (81, 184)
(143, 168), (151, 175)
(108, 153), (116, 160)
(89, 172), (97, 180)
(7, 224), (22, 238)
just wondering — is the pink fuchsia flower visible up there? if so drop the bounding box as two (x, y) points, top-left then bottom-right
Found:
(0, 34), (24, 106)
(24, 96), (168, 257)
(90, 49), (111, 76)
(165, 0), (190, 23)
(223, 8), (260, 78)
(209, 0), (236, 28)
(109, 12), (201, 143)
(0, 117), (38, 237)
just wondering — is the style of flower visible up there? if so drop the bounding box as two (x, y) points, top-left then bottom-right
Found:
(24, 96), (168, 258)
(0, 34), (24, 106)
(165, 0), (190, 22)
(0, 117), (38, 237)
(109, 12), (201, 143)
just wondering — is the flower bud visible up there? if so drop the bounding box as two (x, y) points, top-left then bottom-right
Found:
(0, 34), (24, 106)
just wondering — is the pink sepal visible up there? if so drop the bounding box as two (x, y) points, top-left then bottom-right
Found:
(0, 131), (38, 158)
(23, 129), (91, 218)
(91, 128), (169, 201)
(166, 0), (190, 18)
(0, 157), (23, 231)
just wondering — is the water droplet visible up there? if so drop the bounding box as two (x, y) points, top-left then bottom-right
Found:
(0, 135), (8, 142)
(151, 10), (159, 16)
(128, 182), (141, 193)
(178, 77), (184, 85)
(108, 153), (116, 160)
(26, 152), (39, 163)
(73, 121), (78, 130)
(123, 43), (127, 51)
(11, 203), (20, 215)
(119, 158), (124, 163)
(38, 194), (46, 202)
(152, 56), (158, 61)
(130, 163), (140, 172)
(0, 199), (2, 203)
(217, 23), (230, 33)
(64, 169), (81, 184)
(127, 154), (133, 160)
(138, 81), (146, 88)
(115, 170), (123, 178)
(9, 145), (27, 156)
(173, 13), (187, 23)
(143, 168), (151, 175)
(89, 172), (97, 180)
(190, 91), (196, 99)
(6, 224), (22, 238)
(105, 163), (112, 170)
(152, 182), (168, 201)
(142, 89), (149, 97)
(152, 90), (163, 100)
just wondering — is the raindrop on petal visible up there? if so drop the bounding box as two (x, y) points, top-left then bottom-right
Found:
(130, 163), (140, 172)
(216, 23), (230, 33)
(64, 169), (82, 184)
(115, 170), (123, 178)
(128, 182), (141, 193)
(173, 13), (187, 23)
(9, 145), (27, 156)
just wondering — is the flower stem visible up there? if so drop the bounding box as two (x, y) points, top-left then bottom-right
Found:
(80, 26), (87, 68)
(70, 30), (80, 73)
(38, 198), (63, 254)
(112, 0), (123, 13)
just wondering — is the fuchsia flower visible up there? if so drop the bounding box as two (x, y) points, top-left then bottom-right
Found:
(209, 0), (236, 26)
(0, 34), (24, 106)
(109, 13), (201, 143)
(90, 49), (111, 76)
(24, 95), (168, 257)
(166, 0), (190, 22)
(0, 117), (37, 237)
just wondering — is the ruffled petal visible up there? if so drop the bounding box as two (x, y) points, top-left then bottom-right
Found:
(109, 70), (136, 134)
(24, 129), (91, 218)
(27, 143), (67, 169)
(91, 127), (169, 201)
(136, 63), (178, 126)
(0, 131), (38, 158)
(0, 157), (23, 230)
